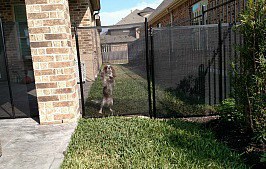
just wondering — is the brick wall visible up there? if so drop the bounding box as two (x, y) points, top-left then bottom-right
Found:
(25, 0), (80, 124)
(0, 1), (13, 22)
(151, 0), (244, 27)
(172, 0), (195, 25)
(69, 0), (101, 81)
(207, 0), (243, 24)
(152, 13), (171, 27)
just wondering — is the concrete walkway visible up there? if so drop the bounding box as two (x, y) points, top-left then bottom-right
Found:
(0, 118), (77, 169)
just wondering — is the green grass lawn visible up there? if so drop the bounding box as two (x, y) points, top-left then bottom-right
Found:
(85, 65), (149, 117)
(85, 64), (214, 118)
(61, 117), (247, 169)
(61, 64), (247, 168)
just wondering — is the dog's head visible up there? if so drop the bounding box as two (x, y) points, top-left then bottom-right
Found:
(104, 65), (112, 74)
(103, 65), (116, 78)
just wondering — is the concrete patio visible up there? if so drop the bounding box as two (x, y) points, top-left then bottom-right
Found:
(0, 118), (77, 169)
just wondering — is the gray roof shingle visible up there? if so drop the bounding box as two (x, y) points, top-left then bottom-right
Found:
(141, 7), (155, 13)
(116, 9), (143, 25)
(116, 7), (154, 25)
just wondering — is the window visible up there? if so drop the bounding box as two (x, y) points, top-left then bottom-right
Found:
(14, 5), (31, 60)
(191, 0), (208, 25)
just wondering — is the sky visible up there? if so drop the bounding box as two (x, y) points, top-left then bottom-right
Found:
(99, 0), (163, 26)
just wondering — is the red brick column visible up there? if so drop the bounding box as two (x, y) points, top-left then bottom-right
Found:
(25, 0), (80, 124)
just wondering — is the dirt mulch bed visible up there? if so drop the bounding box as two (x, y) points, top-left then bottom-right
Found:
(205, 119), (266, 169)
(178, 116), (265, 168)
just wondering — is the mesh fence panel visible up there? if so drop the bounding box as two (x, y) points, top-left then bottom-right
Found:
(77, 23), (150, 118)
(76, 22), (240, 118)
(152, 24), (237, 118)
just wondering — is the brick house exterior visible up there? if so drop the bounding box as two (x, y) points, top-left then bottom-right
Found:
(0, 0), (101, 124)
(148, 0), (244, 27)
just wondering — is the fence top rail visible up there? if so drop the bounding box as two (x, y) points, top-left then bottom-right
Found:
(74, 22), (145, 30)
(153, 23), (230, 31)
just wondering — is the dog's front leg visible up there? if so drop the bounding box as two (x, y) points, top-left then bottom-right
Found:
(109, 108), (113, 115)
(109, 99), (114, 115)
(99, 100), (104, 114)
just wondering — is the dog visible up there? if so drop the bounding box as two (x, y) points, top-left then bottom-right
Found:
(101, 65), (116, 86)
(99, 65), (116, 114)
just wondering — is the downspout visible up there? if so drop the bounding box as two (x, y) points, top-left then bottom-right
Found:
(93, 11), (101, 71)
(170, 11), (173, 26)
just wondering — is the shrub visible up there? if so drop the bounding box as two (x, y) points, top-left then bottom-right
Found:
(260, 153), (266, 163)
(159, 91), (215, 117)
(216, 98), (245, 125)
(233, 0), (266, 141)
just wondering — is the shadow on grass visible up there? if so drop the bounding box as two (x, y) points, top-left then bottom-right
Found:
(85, 99), (149, 118)
(122, 63), (147, 80)
(164, 120), (248, 168)
(155, 85), (216, 119)
(62, 117), (248, 169)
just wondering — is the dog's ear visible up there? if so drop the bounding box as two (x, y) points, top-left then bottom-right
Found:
(100, 71), (104, 78)
(110, 66), (116, 77)
(101, 66), (107, 78)
(103, 65), (108, 73)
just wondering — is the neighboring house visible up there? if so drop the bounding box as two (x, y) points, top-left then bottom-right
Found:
(148, 0), (243, 27)
(0, 0), (101, 124)
(100, 7), (154, 63)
